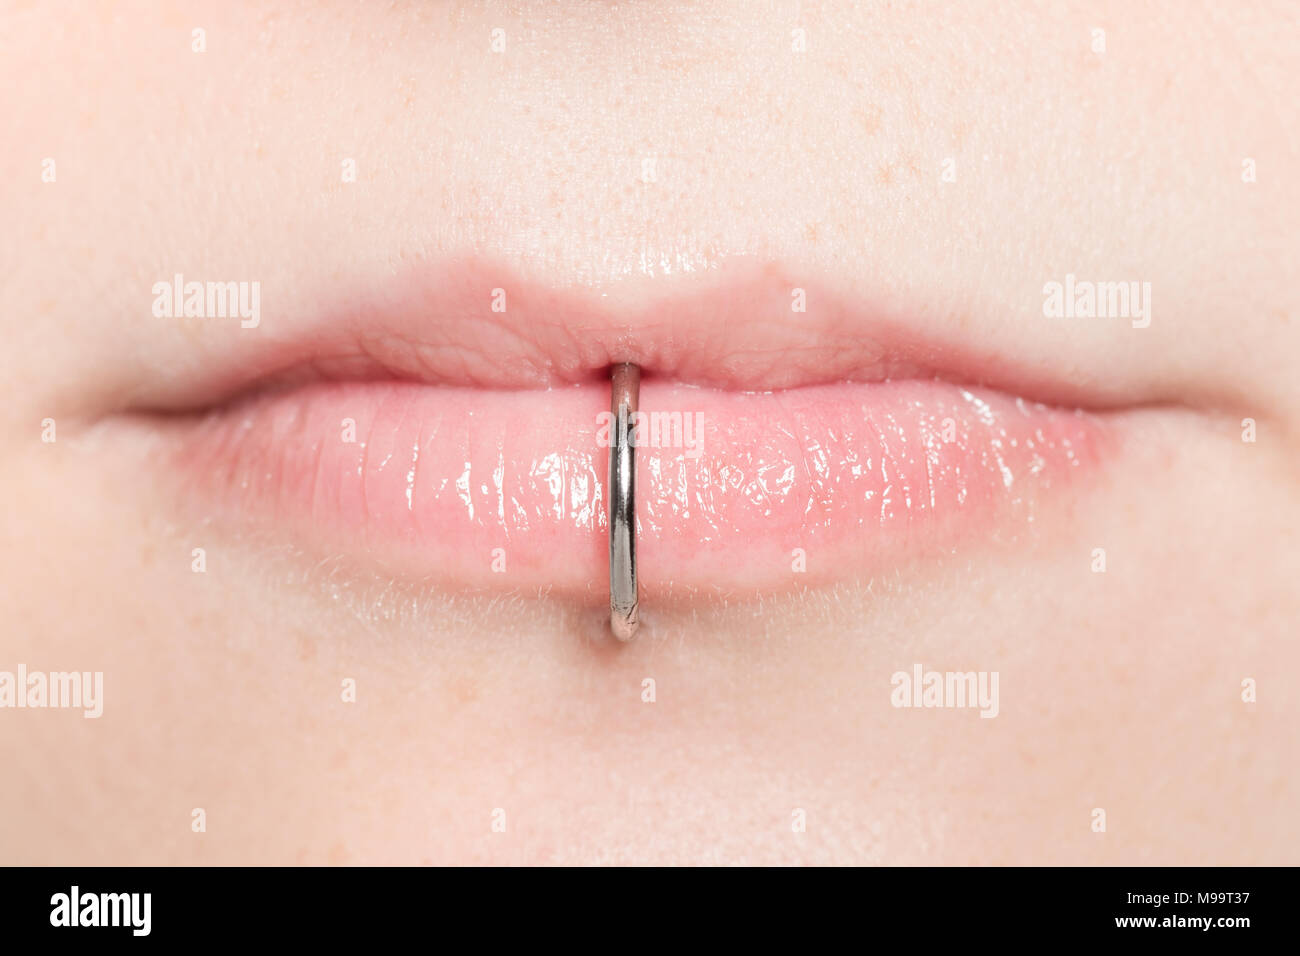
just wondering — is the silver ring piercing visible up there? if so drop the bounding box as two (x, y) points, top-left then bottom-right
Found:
(609, 363), (640, 641)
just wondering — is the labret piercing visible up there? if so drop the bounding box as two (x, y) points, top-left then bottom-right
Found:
(608, 363), (640, 641)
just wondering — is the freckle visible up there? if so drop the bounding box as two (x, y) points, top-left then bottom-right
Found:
(296, 633), (316, 662)
(328, 841), (350, 864)
(876, 163), (895, 186)
(950, 121), (969, 150)
(857, 104), (883, 135)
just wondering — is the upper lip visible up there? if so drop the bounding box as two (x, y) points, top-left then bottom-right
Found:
(121, 255), (1145, 415)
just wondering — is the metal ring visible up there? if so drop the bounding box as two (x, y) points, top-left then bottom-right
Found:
(609, 363), (640, 640)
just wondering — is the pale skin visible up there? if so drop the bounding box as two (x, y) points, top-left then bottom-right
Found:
(1, 1), (1296, 864)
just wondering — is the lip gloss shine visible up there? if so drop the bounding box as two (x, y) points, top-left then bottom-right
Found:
(169, 376), (1106, 597)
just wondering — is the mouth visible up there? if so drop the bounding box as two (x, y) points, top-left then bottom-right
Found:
(119, 256), (1125, 606)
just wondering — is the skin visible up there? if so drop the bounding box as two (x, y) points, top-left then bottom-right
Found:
(1, 0), (1297, 864)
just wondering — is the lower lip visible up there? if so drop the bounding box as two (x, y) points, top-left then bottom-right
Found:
(169, 379), (1107, 597)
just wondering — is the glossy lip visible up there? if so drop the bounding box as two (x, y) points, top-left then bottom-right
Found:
(142, 258), (1117, 601)
(165, 378), (1105, 599)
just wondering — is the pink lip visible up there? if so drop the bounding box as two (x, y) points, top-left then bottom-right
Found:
(140, 257), (1119, 599)
(170, 378), (1105, 598)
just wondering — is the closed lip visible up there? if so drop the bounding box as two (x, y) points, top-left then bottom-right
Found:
(131, 255), (1124, 601)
